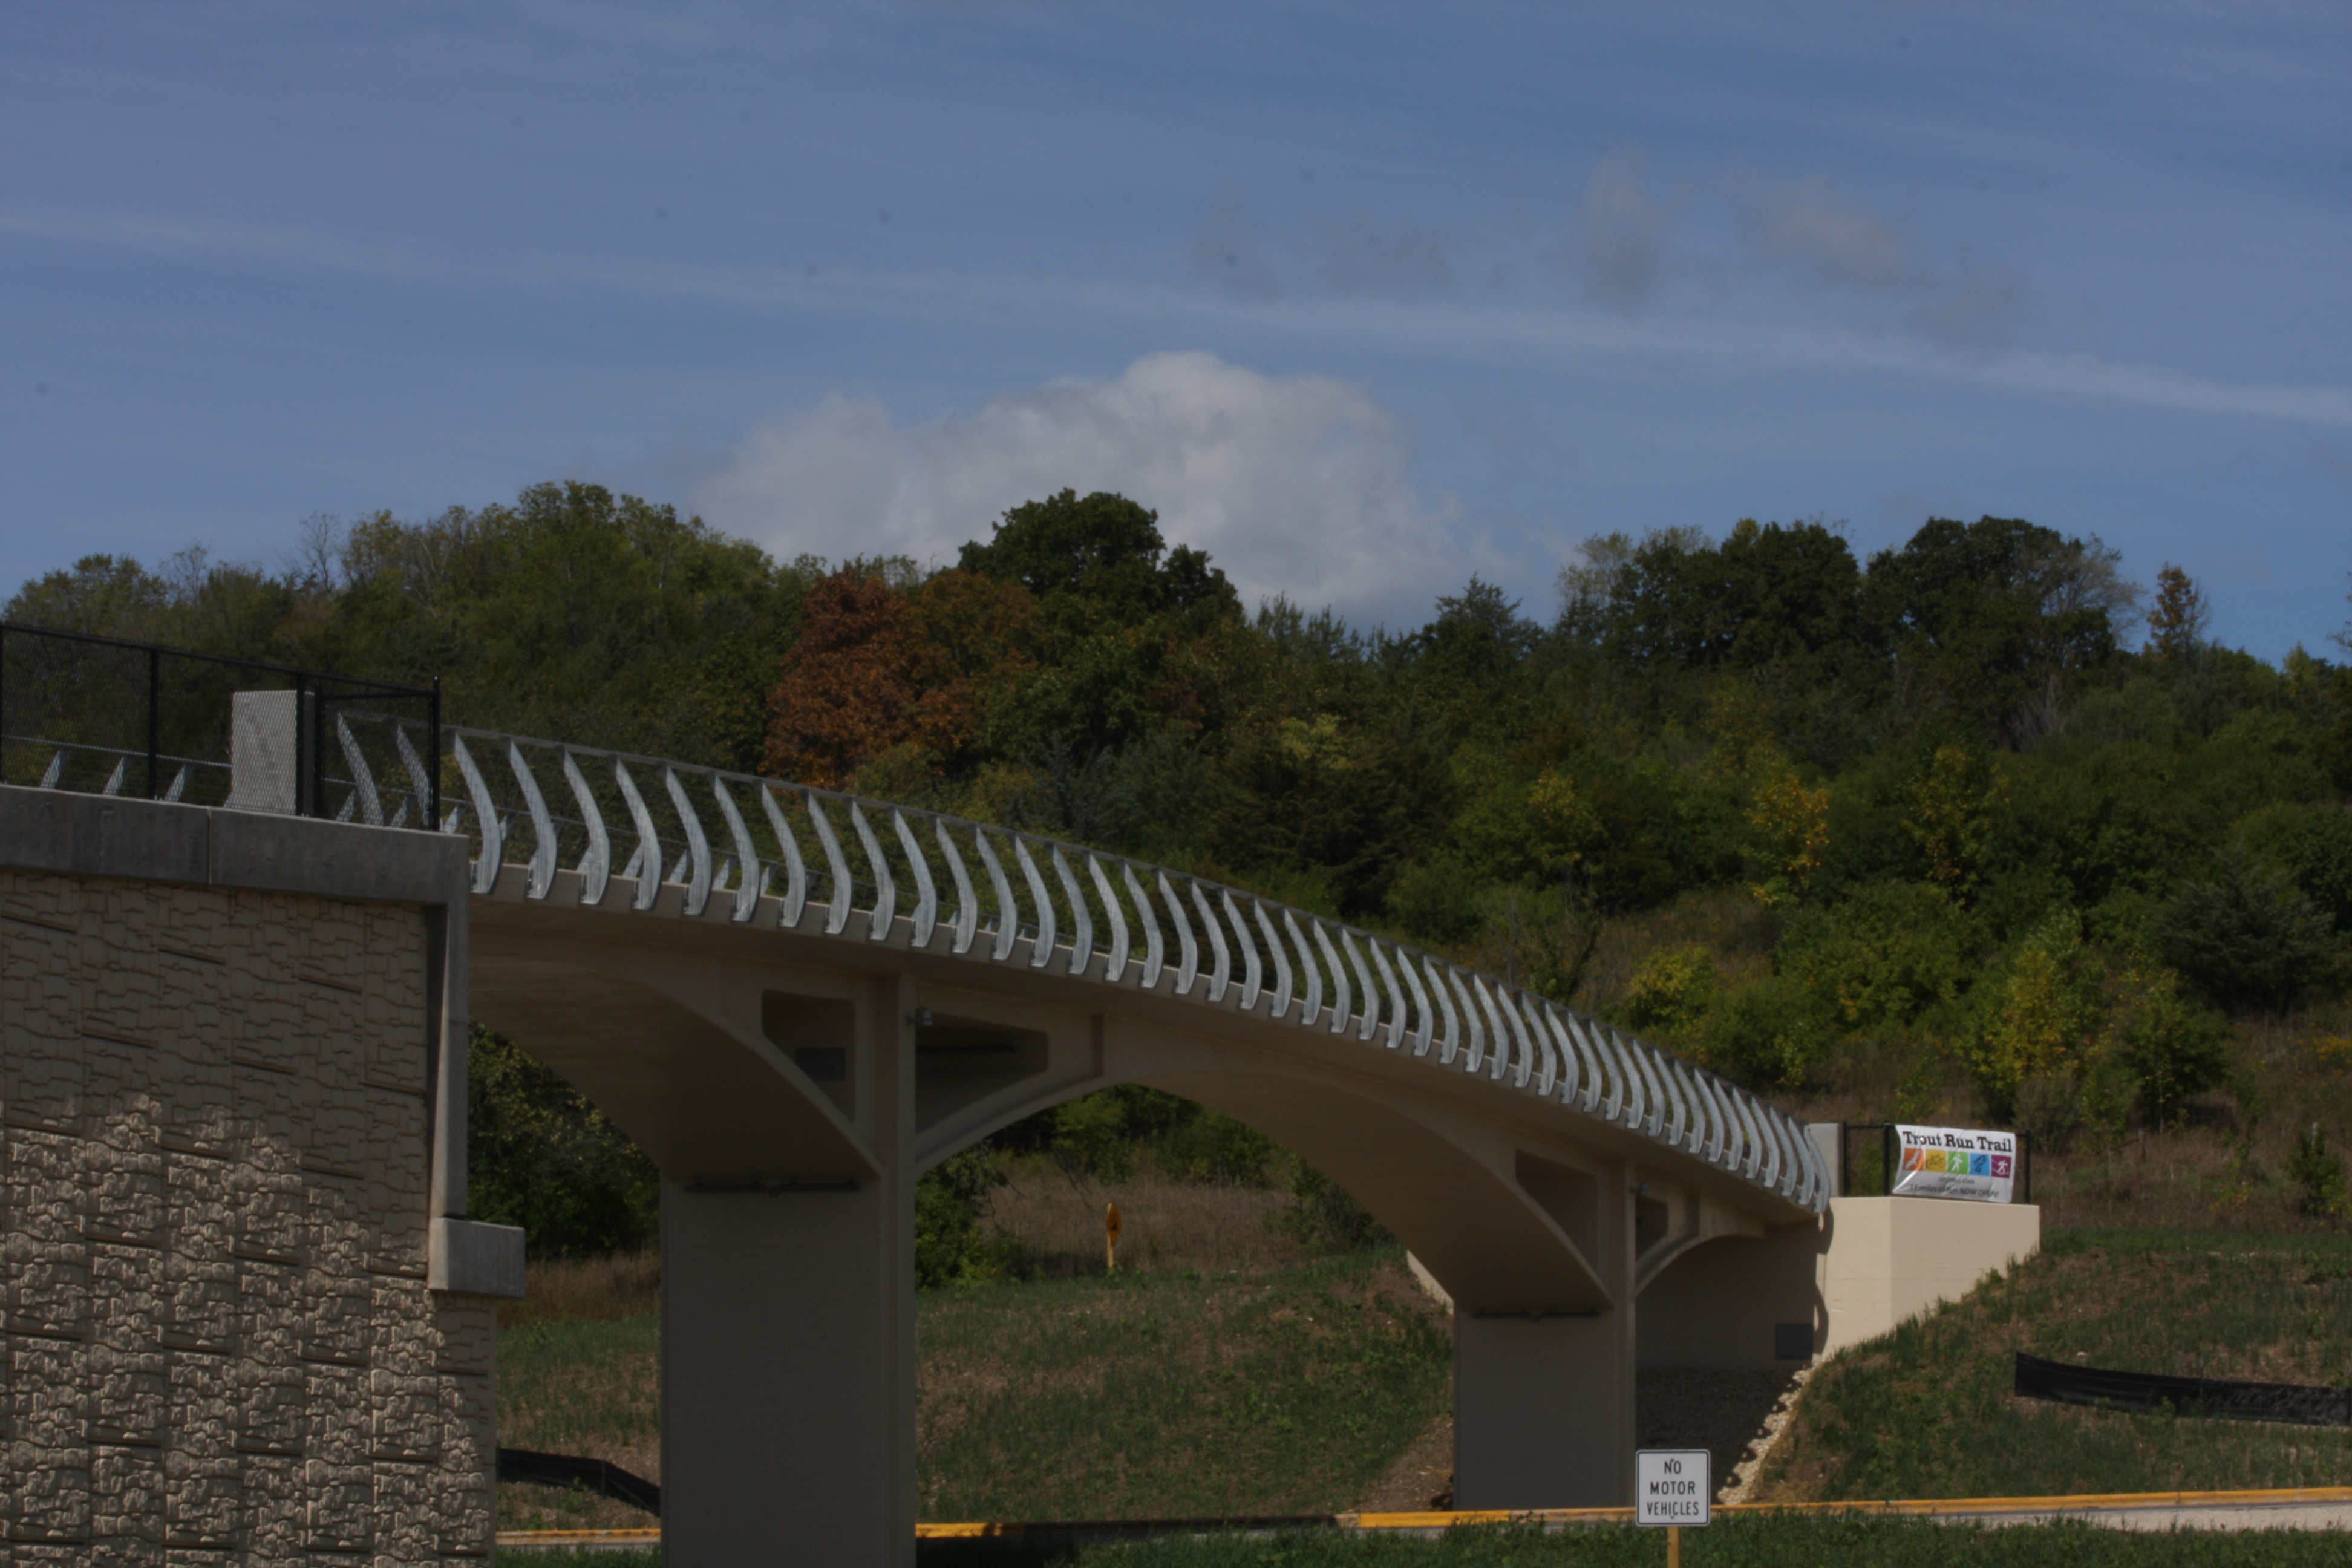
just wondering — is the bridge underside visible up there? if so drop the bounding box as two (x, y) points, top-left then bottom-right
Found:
(469, 887), (1826, 1566)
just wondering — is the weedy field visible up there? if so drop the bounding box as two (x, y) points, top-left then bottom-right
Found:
(1756, 1227), (2352, 1501)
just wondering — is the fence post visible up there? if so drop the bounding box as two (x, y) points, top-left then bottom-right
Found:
(430, 676), (442, 829)
(146, 646), (161, 799)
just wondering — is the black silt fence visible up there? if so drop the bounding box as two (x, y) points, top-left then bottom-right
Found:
(2016, 1351), (2352, 1427)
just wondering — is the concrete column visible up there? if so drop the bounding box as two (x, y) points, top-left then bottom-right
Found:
(659, 976), (917, 1567)
(1452, 1159), (1635, 1508)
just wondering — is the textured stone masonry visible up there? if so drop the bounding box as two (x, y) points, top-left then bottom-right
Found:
(1, 867), (492, 1563)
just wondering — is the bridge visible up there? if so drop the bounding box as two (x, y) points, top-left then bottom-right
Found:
(436, 725), (1831, 1561)
(2, 642), (2036, 1567)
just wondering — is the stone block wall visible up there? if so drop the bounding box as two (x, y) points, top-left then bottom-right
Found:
(0, 866), (492, 1564)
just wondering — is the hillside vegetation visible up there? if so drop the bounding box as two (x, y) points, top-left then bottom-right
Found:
(13, 485), (2352, 1250)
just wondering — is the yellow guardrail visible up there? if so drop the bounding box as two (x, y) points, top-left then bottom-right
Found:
(492, 1485), (2352, 1550)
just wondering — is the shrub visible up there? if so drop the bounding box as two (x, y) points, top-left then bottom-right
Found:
(1265, 1154), (1390, 1252)
(1776, 880), (1975, 1034)
(1697, 974), (1831, 1089)
(466, 1027), (660, 1258)
(1621, 943), (1718, 1033)
(1967, 911), (2111, 1141)
(2111, 961), (2230, 1127)
(915, 1146), (1015, 1288)
(2155, 851), (2337, 1013)
(2289, 1123), (2348, 1220)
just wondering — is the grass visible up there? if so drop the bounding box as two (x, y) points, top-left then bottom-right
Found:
(497, 1310), (661, 1532)
(1756, 1226), (2352, 1502)
(918, 1248), (1451, 1521)
(494, 1517), (2352, 1568)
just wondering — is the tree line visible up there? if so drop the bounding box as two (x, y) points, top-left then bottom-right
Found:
(13, 481), (2352, 1251)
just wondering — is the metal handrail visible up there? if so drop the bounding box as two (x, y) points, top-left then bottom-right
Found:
(435, 727), (1828, 1214)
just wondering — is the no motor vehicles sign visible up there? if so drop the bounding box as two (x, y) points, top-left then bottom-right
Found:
(1636, 1449), (1710, 1527)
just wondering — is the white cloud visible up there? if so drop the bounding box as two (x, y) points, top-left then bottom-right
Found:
(692, 351), (1472, 621)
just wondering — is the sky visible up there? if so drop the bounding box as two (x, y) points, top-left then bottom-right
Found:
(4, 1), (2348, 656)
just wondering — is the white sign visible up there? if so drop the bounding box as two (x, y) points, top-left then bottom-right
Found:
(1891, 1123), (2018, 1204)
(1636, 1449), (1710, 1527)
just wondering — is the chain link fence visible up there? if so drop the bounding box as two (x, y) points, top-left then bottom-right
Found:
(1, 621), (440, 826)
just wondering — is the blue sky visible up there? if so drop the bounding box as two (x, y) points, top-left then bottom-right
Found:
(4, 1), (2347, 655)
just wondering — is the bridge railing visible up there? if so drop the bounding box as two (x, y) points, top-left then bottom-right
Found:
(436, 727), (1826, 1213)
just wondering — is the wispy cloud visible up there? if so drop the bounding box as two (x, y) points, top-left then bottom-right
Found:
(1559, 149), (1677, 309)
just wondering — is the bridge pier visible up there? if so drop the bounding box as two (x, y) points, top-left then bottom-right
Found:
(657, 976), (919, 1568)
(1450, 1158), (1636, 1509)
(661, 1173), (916, 1565)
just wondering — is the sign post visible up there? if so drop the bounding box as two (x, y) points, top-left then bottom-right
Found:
(1636, 1448), (1710, 1566)
(1105, 1201), (1122, 1273)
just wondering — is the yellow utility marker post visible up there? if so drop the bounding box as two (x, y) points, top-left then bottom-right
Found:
(1637, 1449), (1708, 1564)
(1105, 1201), (1122, 1273)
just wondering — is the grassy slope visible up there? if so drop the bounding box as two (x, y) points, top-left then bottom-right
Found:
(494, 1247), (1451, 1532)
(1757, 1227), (2352, 1501)
(919, 1249), (1449, 1521)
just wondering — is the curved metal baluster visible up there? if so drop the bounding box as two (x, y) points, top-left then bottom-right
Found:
(1731, 1083), (1768, 1182)
(1774, 1109), (1805, 1200)
(164, 765), (191, 802)
(338, 715), (384, 825)
(805, 795), (854, 937)
(559, 751), (612, 905)
(892, 809), (938, 947)
(1226, 893), (1265, 1011)
(1685, 1067), (1727, 1166)
(1640, 1040), (1676, 1142)
(1449, 969), (1486, 1076)
(1255, 903), (1292, 1019)
(1540, 1006), (1579, 1105)
(450, 735), (503, 895)
(848, 803), (895, 941)
(1757, 1103), (1785, 1194)
(1566, 1013), (1608, 1117)
(758, 787), (810, 929)
(1468, 976), (1506, 1080)
(1662, 1056), (1697, 1152)
(1423, 957), (1460, 1065)
(1401, 947), (1436, 1056)
(37, 747), (65, 789)
(505, 742), (557, 899)
(1013, 837), (1056, 968)
(710, 779), (763, 923)
(1281, 913), (1320, 1028)
(1123, 864), (1163, 988)
(395, 724), (436, 828)
(1503, 990), (1546, 1092)
(1656, 1054), (1691, 1149)
(660, 767), (714, 917)
(1623, 1031), (1662, 1137)
(1089, 856), (1129, 984)
(1670, 1060), (1705, 1155)
(1370, 941), (1409, 1050)
(610, 760), (661, 910)
(1160, 873), (1198, 996)
(1587, 1020), (1628, 1123)
(974, 830), (1019, 962)
(1314, 923), (1352, 1036)
(935, 819), (977, 955)
(1192, 883), (1230, 1003)
(1050, 846), (1091, 976)
(1478, 979), (1520, 1083)
(1339, 930), (1379, 1042)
